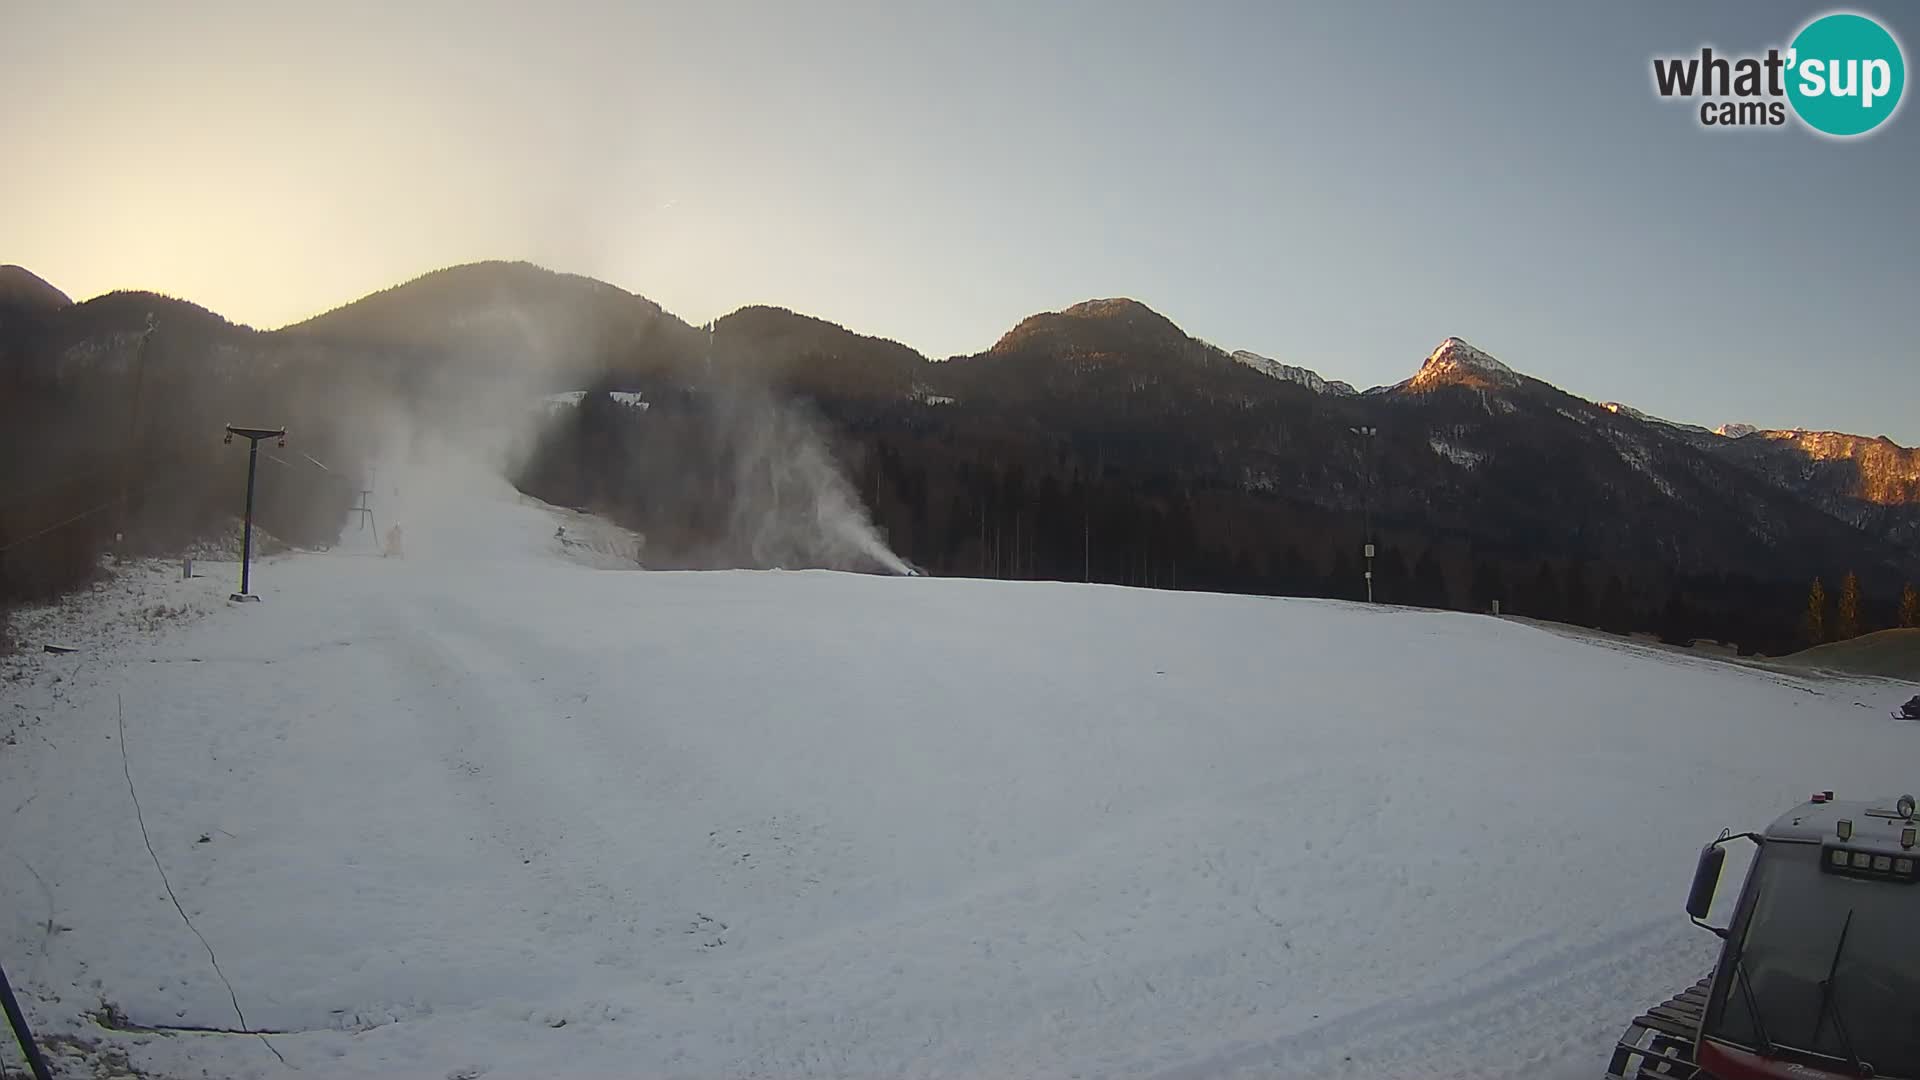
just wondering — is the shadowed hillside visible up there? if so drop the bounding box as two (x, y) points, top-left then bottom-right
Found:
(6, 260), (1917, 657)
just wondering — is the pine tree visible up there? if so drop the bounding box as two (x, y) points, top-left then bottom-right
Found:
(1412, 548), (1449, 609)
(1804, 577), (1828, 645)
(1528, 561), (1563, 622)
(1562, 560), (1593, 627)
(1900, 582), (1918, 629)
(1378, 547), (1411, 604)
(1470, 560), (1505, 613)
(1279, 545), (1311, 596)
(1328, 549), (1362, 602)
(1836, 571), (1862, 640)
(1598, 574), (1632, 634)
(1660, 588), (1694, 645)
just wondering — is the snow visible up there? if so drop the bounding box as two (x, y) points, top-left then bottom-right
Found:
(1430, 336), (1512, 375)
(1716, 422), (1758, 439)
(1229, 352), (1357, 396)
(1427, 436), (1487, 469)
(1239, 467), (1281, 493)
(4, 474), (1918, 1080)
(1603, 431), (1679, 498)
(539, 390), (648, 411)
(1404, 337), (1521, 392)
(1601, 403), (1711, 437)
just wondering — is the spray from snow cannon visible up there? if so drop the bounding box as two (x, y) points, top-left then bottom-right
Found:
(714, 385), (910, 575)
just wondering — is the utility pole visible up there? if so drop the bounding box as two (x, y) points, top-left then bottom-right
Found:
(224, 424), (286, 602)
(1350, 426), (1378, 602)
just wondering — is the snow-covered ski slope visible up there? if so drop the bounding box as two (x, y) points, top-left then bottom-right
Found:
(3, 474), (1915, 1080)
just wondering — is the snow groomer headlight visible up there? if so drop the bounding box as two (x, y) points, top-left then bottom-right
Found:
(1824, 842), (1917, 881)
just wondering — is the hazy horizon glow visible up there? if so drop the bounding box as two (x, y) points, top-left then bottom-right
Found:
(4, 1), (1916, 442)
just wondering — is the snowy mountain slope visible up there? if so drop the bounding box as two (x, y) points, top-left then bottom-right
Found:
(540, 389), (648, 411)
(1228, 351), (1357, 395)
(1600, 401), (1713, 436)
(1399, 336), (1521, 393)
(2, 480), (1915, 1080)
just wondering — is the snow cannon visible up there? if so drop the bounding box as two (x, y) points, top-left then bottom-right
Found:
(1607, 792), (1920, 1079)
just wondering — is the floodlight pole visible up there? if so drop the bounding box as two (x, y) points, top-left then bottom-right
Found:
(116, 314), (157, 552)
(225, 425), (286, 602)
(1, 959), (53, 1080)
(1351, 425), (1378, 602)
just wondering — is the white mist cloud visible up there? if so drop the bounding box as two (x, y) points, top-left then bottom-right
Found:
(713, 386), (909, 575)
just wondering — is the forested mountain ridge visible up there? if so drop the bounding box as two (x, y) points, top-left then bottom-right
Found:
(3, 259), (1914, 655)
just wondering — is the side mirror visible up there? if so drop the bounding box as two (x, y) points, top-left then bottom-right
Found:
(1686, 842), (1726, 921)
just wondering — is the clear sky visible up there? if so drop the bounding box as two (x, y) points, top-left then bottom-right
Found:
(4, 1), (1915, 442)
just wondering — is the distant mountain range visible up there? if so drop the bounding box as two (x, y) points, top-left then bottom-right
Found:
(4, 260), (1914, 651)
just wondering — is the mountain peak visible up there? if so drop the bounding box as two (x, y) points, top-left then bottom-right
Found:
(1055, 297), (1186, 340)
(1404, 336), (1520, 392)
(1716, 422), (1759, 439)
(1425, 337), (1515, 377)
(1059, 297), (1155, 320)
(0, 265), (73, 311)
(989, 297), (1189, 355)
(284, 260), (674, 349)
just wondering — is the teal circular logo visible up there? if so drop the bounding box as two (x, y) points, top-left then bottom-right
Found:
(1787, 13), (1906, 136)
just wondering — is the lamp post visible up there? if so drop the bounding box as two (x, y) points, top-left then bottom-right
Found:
(1350, 425), (1378, 602)
(224, 424), (286, 602)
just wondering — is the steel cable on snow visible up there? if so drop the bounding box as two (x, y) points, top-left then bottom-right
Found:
(117, 695), (289, 1068)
